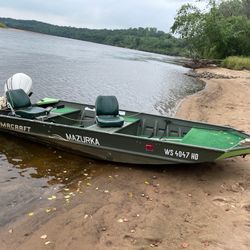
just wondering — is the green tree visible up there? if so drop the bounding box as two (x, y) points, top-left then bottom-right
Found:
(171, 0), (250, 59)
(171, 4), (205, 58)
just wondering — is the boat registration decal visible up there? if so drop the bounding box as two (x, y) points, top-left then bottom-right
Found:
(0, 122), (31, 132)
(65, 133), (100, 146)
(164, 148), (199, 161)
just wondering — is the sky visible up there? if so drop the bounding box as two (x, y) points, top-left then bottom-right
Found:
(0, 0), (204, 32)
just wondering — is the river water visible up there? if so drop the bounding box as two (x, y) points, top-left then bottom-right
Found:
(0, 28), (203, 226)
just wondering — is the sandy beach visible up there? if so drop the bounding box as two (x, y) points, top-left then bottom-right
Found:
(1, 67), (250, 250)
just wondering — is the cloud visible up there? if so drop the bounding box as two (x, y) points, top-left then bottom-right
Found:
(0, 0), (204, 31)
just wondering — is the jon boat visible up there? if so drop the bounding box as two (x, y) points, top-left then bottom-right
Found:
(0, 73), (250, 165)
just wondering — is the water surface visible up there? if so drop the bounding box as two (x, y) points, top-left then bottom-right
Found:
(0, 28), (202, 114)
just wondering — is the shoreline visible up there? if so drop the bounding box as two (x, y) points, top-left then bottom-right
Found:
(175, 71), (219, 122)
(174, 77), (207, 118)
(176, 67), (250, 132)
(1, 67), (250, 250)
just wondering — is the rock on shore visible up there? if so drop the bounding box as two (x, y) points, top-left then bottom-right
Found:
(185, 70), (237, 79)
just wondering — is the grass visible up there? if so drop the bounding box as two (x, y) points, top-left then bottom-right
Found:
(0, 22), (6, 28)
(222, 56), (250, 70)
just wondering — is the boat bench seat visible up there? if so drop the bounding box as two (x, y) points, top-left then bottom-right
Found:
(51, 106), (81, 115)
(97, 115), (124, 127)
(181, 128), (244, 149)
(6, 89), (47, 119)
(16, 106), (48, 119)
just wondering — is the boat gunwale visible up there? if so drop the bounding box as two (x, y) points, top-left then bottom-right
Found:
(34, 98), (250, 137)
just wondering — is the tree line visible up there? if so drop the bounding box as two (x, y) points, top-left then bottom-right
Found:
(1, 0), (249, 60)
(0, 17), (186, 57)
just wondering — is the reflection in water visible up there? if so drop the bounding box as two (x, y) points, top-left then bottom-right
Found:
(0, 133), (116, 226)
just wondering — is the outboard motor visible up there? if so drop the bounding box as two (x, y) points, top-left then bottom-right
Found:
(3, 73), (33, 113)
(4, 73), (33, 96)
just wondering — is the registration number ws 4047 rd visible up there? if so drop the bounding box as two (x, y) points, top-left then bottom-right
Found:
(164, 148), (199, 161)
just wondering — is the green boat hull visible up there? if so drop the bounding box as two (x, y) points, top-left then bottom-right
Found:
(0, 99), (250, 165)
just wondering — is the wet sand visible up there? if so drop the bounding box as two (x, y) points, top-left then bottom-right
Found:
(1, 68), (250, 250)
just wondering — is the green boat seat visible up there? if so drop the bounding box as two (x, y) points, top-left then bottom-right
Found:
(96, 115), (124, 127)
(95, 95), (124, 127)
(6, 89), (47, 119)
(15, 106), (47, 119)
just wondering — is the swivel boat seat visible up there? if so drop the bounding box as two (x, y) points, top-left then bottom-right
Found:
(5, 73), (47, 119)
(6, 89), (47, 119)
(95, 95), (124, 127)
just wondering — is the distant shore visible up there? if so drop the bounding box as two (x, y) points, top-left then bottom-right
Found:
(0, 17), (186, 57)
